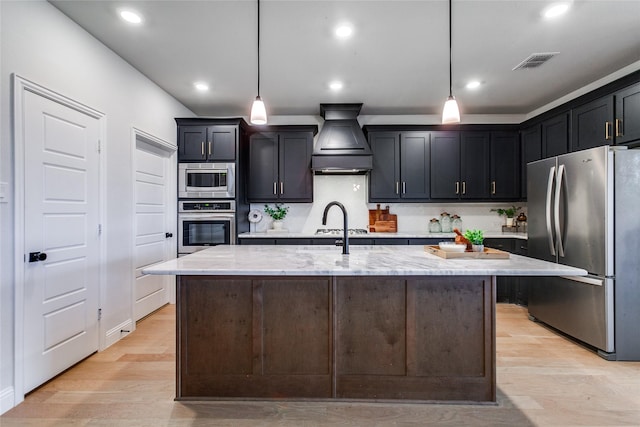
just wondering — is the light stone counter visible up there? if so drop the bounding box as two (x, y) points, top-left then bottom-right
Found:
(144, 244), (583, 277)
(238, 231), (528, 239)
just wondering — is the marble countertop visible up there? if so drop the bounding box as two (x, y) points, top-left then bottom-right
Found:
(143, 245), (584, 277)
(238, 231), (528, 240)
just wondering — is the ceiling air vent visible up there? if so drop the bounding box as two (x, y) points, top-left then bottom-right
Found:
(512, 52), (559, 70)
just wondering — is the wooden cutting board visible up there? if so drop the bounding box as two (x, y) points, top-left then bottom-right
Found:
(424, 246), (510, 259)
(368, 204), (397, 232)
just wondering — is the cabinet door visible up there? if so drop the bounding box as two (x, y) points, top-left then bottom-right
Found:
(279, 132), (313, 202)
(247, 133), (279, 202)
(520, 124), (542, 199)
(430, 131), (460, 199)
(460, 132), (490, 199)
(178, 126), (208, 161)
(490, 131), (520, 200)
(615, 82), (640, 145)
(400, 132), (430, 199)
(543, 112), (569, 157)
(571, 98), (613, 151)
(207, 126), (236, 161)
(369, 132), (400, 201)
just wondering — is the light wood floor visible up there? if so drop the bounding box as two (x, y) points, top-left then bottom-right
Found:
(2, 303), (639, 426)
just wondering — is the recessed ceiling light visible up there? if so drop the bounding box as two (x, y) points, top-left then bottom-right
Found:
(194, 82), (209, 91)
(542, 2), (571, 19)
(119, 10), (143, 24)
(335, 24), (353, 39)
(329, 81), (343, 91)
(466, 80), (481, 90)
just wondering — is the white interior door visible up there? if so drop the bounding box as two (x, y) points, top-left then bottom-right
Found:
(22, 90), (101, 392)
(134, 136), (175, 321)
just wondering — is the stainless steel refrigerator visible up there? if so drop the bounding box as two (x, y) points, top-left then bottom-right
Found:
(527, 145), (640, 360)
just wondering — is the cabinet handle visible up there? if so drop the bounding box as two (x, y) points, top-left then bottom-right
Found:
(462, 181), (466, 195)
(455, 181), (459, 195)
(605, 121), (612, 140)
(491, 181), (496, 195)
(615, 119), (623, 137)
(280, 182), (284, 195)
(396, 182), (399, 195)
(402, 182), (406, 194)
(201, 141), (205, 156)
(208, 141), (212, 155)
(273, 182), (277, 195)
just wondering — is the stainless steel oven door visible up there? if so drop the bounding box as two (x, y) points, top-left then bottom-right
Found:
(178, 213), (236, 254)
(178, 163), (235, 198)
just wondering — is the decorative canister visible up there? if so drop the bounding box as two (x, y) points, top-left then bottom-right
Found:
(451, 214), (462, 231)
(440, 212), (452, 232)
(429, 218), (442, 233)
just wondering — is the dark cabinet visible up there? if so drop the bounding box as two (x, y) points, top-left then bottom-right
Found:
(520, 124), (543, 199)
(614, 82), (640, 146)
(431, 131), (519, 200)
(485, 238), (528, 306)
(247, 126), (317, 202)
(178, 125), (237, 162)
(543, 112), (570, 157)
(369, 131), (430, 201)
(572, 98), (613, 151)
(430, 131), (461, 199)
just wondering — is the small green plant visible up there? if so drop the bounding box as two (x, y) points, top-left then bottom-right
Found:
(464, 229), (484, 245)
(264, 203), (289, 221)
(490, 205), (521, 218)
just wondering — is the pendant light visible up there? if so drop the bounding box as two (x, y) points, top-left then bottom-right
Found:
(250, 0), (267, 124)
(442, 0), (460, 124)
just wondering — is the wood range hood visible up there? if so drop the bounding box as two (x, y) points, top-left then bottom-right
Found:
(311, 103), (372, 174)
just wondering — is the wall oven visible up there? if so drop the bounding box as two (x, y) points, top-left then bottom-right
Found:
(178, 200), (236, 254)
(178, 163), (235, 199)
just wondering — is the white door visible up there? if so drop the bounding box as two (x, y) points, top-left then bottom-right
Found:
(133, 137), (174, 321)
(23, 90), (101, 392)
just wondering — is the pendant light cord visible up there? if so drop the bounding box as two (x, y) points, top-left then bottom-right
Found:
(257, 0), (261, 97)
(448, 0), (453, 98)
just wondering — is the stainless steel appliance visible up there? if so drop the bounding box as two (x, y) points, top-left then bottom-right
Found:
(178, 162), (235, 198)
(527, 145), (640, 360)
(178, 200), (236, 254)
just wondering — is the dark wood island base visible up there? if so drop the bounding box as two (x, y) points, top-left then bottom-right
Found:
(177, 275), (496, 403)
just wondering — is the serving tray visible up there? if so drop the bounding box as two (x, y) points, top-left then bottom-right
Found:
(425, 245), (510, 259)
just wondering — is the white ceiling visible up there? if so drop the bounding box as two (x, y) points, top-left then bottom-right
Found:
(49, 0), (640, 118)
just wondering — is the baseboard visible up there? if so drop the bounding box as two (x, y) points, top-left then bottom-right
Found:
(0, 386), (15, 415)
(104, 318), (134, 349)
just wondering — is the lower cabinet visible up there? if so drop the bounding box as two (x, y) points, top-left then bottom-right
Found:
(485, 238), (528, 305)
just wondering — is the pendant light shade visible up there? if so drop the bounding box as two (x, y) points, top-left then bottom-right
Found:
(250, 96), (267, 125)
(250, 0), (267, 125)
(442, 96), (460, 124)
(442, 0), (461, 124)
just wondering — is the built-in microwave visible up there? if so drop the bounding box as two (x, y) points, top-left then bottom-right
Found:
(178, 163), (235, 199)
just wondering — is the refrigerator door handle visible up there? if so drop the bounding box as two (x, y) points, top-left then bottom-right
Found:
(546, 166), (556, 256)
(555, 164), (565, 257)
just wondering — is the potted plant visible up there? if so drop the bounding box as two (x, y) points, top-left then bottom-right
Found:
(264, 203), (289, 230)
(490, 205), (521, 226)
(464, 229), (485, 252)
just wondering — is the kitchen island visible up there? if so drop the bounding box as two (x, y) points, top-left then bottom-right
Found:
(143, 245), (585, 404)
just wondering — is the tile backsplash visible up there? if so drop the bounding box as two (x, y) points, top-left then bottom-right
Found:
(250, 175), (526, 234)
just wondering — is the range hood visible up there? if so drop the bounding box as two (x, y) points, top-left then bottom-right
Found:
(311, 103), (372, 174)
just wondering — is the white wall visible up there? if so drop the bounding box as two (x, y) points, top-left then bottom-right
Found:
(0, 0), (194, 412)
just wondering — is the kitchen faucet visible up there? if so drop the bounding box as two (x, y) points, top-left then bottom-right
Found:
(322, 201), (349, 254)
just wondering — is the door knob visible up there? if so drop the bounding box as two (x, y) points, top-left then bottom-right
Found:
(28, 252), (47, 263)
(165, 232), (173, 238)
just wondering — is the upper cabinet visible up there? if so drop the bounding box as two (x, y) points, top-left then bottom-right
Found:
(369, 131), (430, 201)
(520, 124), (543, 199)
(431, 130), (519, 200)
(247, 126), (317, 203)
(178, 124), (237, 162)
(542, 112), (569, 157)
(571, 81), (640, 150)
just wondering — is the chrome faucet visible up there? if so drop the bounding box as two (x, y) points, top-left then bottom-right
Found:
(322, 201), (349, 254)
